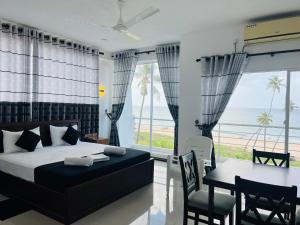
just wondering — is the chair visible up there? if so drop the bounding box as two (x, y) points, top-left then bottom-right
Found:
(253, 149), (290, 168)
(249, 149), (291, 216)
(166, 136), (212, 194)
(166, 155), (182, 194)
(235, 175), (297, 225)
(184, 135), (212, 167)
(179, 151), (235, 225)
(184, 135), (213, 178)
(166, 155), (207, 196)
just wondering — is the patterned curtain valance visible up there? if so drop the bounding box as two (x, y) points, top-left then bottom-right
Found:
(109, 49), (139, 146)
(0, 21), (32, 123)
(31, 30), (100, 134)
(36, 32), (101, 56)
(199, 52), (248, 169)
(0, 19), (101, 135)
(200, 53), (248, 125)
(156, 42), (180, 155)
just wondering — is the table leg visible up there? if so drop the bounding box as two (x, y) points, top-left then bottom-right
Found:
(229, 190), (234, 225)
(208, 185), (214, 225)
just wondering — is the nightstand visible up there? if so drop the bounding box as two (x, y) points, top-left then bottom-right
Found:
(84, 133), (110, 145)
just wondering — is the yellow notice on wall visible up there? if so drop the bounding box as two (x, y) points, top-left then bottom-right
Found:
(99, 85), (105, 97)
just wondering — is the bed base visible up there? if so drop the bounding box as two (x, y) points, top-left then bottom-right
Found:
(0, 158), (154, 225)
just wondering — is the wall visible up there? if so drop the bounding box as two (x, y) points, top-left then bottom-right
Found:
(178, 24), (300, 155)
(99, 58), (113, 139)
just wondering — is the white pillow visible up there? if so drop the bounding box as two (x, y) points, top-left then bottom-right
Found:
(50, 125), (78, 146)
(2, 130), (25, 154)
(2, 127), (43, 154)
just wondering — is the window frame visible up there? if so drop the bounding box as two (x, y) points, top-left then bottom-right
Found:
(132, 60), (174, 155)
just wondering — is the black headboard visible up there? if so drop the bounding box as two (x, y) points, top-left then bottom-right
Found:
(0, 120), (79, 152)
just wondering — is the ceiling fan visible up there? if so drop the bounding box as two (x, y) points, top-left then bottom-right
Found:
(112, 0), (160, 40)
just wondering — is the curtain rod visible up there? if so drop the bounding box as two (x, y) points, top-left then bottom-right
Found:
(111, 49), (155, 58)
(195, 48), (300, 62)
(135, 50), (156, 55)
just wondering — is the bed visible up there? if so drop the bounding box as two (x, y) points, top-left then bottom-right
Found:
(0, 120), (154, 225)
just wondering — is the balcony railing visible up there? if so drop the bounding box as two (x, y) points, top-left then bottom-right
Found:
(132, 117), (300, 163)
(133, 116), (174, 151)
(212, 122), (300, 162)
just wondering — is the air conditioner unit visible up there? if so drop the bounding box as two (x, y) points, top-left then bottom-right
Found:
(244, 16), (300, 45)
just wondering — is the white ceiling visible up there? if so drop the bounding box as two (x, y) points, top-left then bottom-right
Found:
(0, 0), (299, 52)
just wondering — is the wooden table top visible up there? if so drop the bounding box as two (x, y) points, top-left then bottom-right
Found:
(203, 158), (300, 201)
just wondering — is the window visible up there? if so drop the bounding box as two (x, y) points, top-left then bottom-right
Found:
(289, 71), (300, 166)
(213, 71), (300, 166)
(131, 62), (174, 154)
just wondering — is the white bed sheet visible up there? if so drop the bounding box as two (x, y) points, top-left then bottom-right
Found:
(0, 142), (106, 182)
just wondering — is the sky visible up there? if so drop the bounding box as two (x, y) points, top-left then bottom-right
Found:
(228, 71), (300, 110)
(131, 66), (300, 110)
(131, 63), (167, 108)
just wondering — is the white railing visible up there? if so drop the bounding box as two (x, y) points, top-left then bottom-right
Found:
(132, 116), (300, 160)
(212, 122), (300, 160)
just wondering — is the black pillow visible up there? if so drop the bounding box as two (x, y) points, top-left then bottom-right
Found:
(15, 130), (41, 152)
(62, 126), (80, 145)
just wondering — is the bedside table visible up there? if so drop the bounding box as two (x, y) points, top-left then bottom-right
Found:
(84, 133), (110, 145)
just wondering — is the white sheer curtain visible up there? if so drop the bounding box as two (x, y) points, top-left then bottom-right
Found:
(33, 34), (99, 104)
(0, 22), (32, 122)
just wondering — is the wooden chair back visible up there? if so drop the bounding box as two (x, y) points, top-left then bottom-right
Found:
(184, 136), (212, 162)
(235, 176), (297, 225)
(179, 151), (200, 203)
(253, 149), (290, 168)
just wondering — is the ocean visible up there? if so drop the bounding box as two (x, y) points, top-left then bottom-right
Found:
(132, 106), (300, 143)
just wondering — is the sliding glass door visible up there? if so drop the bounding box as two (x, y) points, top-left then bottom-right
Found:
(131, 62), (174, 154)
(289, 71), (300, 165)
(213, 70), (300, 166)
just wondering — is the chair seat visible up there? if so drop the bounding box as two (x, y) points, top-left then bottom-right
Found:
(242, 211), (288, 225)
(188, 190), (235, 216)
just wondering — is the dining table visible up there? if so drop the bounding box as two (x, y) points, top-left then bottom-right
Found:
(203, 158), (300, 225)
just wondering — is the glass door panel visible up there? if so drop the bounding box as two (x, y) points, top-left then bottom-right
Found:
(289, 71), (300, 166)
(132, 64), (151, 148)
(213, 71), (287, 160)
(131, 62), (174, 154)
(152, 63), (174, 153)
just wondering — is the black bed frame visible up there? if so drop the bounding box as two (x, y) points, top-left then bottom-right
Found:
(0, 120), (154, 225)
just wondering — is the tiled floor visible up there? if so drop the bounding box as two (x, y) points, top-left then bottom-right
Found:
(0, 161), (223, 225)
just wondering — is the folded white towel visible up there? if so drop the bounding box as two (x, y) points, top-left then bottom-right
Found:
(64, 156), (93, 167)
(104, 146), (126, 156)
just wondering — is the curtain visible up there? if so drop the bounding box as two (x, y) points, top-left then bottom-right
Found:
(0, 22), (32, 123)
(156, 43), (180, 155)
(200, 53), (247, 169)
(31, 32), (101, 136)
(109, 50), (138, 146)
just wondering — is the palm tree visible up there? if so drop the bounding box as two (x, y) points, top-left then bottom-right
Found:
(244, 76), (283, 151)
(256, 112), (272, 151)
(272, 100), (298, 152)
(135, 64), (160, 143)
(267, 76), (284, 114)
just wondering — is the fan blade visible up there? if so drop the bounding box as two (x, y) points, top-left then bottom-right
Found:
(65, 18), (111, 30)
(120, 30), (141, 41)
(124, 6), (160, 28)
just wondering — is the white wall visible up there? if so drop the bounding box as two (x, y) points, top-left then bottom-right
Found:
(178, 24), (300, 155)
(99, 58), (113, 139)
